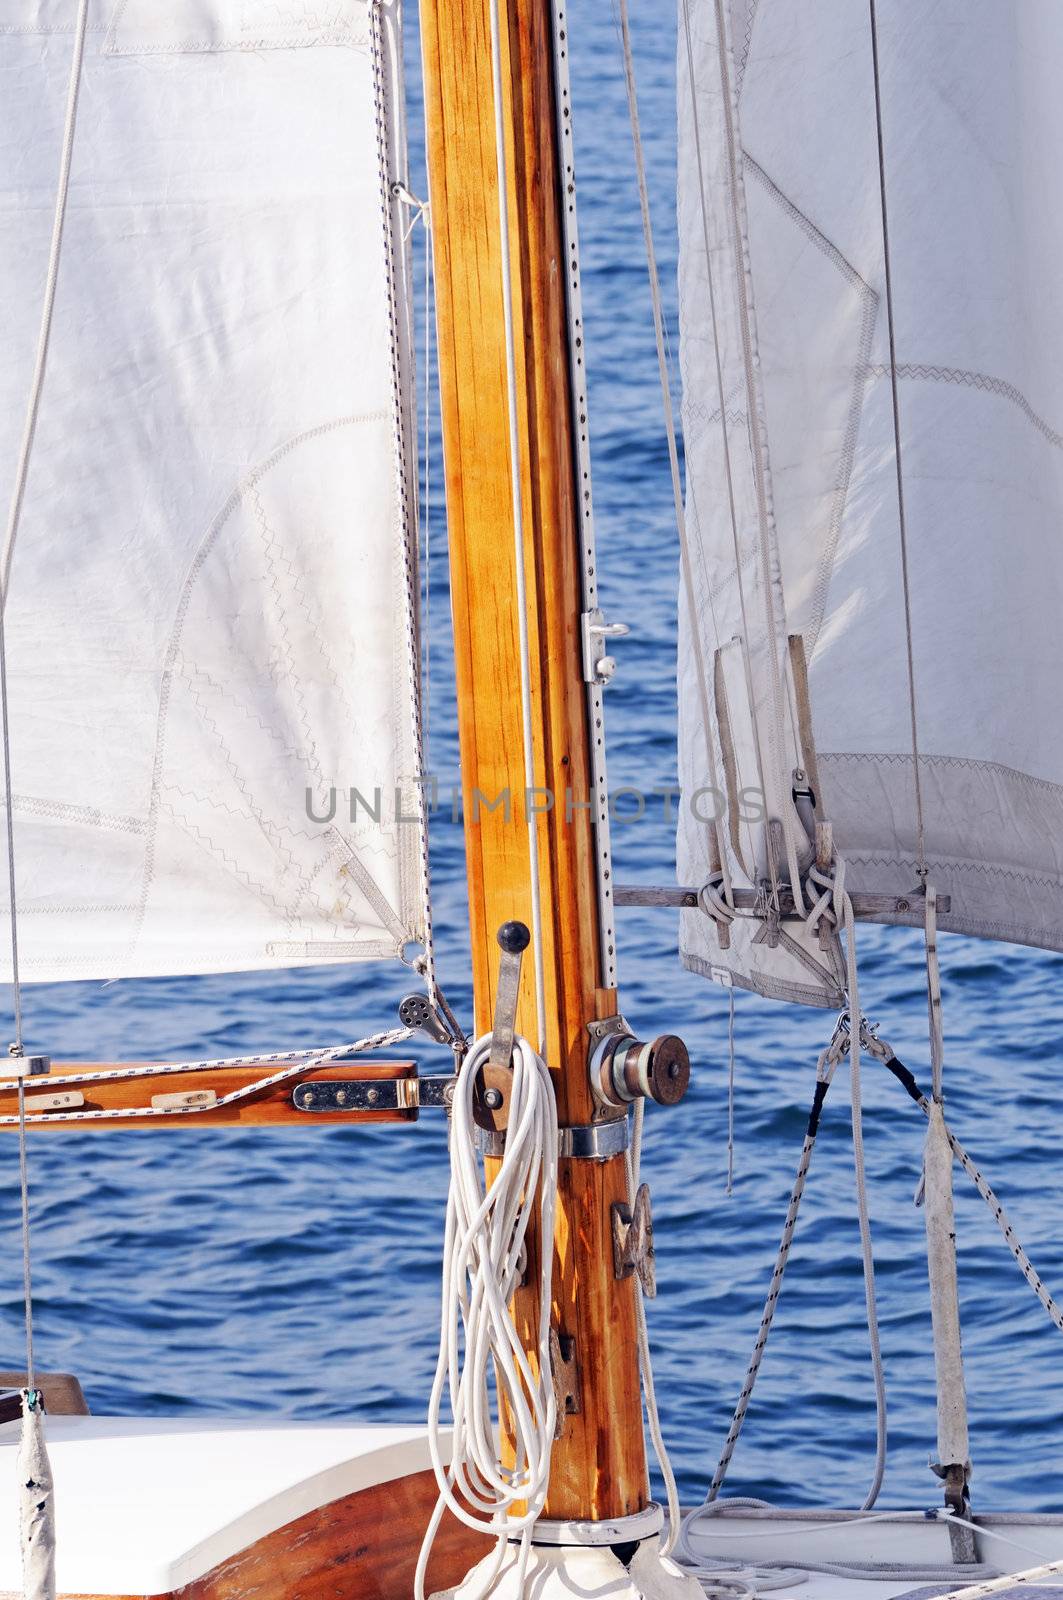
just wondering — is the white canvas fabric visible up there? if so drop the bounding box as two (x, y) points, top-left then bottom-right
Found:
(677, 0), (1063, 1004)
(0, 0), (426, 981)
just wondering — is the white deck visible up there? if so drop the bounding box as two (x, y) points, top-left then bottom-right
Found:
(678, 1505), (1063, 1598)
(1, 1418), (1061, 1598)
(0, 1415), (437, 1595)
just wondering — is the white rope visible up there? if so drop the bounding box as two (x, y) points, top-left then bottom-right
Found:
(627, 1099), (682, 1556)
(923, 1558), (1063, 1600)
(725, 987), (736, 1197)
(0, 0), (89, 605)
(486, 0), (547, 1052)
(1, 10), (89, 1595)
(835, 868), (888, 1511)
(615, 0), (733, 904)
(868, 0), (928, 880)
(416, 1032), (558, 1600)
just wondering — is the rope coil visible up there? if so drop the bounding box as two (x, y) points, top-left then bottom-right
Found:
(416, 1032), (559, 1600)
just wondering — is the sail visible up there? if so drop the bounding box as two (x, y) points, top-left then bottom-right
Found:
(676, 0), (1063, 1005)
(0, 1), (427, 981)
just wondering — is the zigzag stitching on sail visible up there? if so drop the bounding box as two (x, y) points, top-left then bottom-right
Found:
(845, 852), (1063, 893)
(1, 796), (146, 835)
(159, 800), (296, 922)
(741, 152), (880, 653)
(173, 684), (323, 910)
(823, 749), (1063, 800)
(868, 362), (1063, 452)
(175, 661), (304, 766)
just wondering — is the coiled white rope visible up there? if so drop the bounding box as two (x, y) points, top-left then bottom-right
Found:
(416, 1033), (558, 1600)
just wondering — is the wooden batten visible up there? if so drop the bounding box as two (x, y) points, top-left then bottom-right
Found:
(0, 1062), (418, 1130)
(421, 0), (648, 1520)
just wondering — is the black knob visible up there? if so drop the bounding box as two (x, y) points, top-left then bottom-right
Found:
(497, 920), (531, 954)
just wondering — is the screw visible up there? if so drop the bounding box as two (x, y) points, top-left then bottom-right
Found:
(336, 1089), (347, 1106)
(668, 1061), (681, 1080)
(483, 1088), (503, 1110)
(367, 1088), (380, 1105)
(303, 1089), (315, 1107)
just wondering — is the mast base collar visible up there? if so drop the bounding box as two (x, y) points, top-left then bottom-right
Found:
(430, 1530), (701, 1599)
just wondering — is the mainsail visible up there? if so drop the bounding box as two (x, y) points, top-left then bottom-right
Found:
(0, 0), (426, 981)
(677, 0), (1063, 1004)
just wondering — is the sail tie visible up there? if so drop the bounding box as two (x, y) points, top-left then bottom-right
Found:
(416, 1032), (558, 1600)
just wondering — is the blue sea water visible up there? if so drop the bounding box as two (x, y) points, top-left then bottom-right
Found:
(1, 1), (1062, 1520)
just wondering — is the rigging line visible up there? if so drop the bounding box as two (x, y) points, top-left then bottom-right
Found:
(725, 985), (735, 1196)
(705, 0), (808, 916)
(614, 0), (733, 907)
(486, 0), (547, 1052)
(369, 1), (437, 1002)
(677, 0), (776, 897)
(837, 875), (887, 1510)
(868, 0), (927, 881)
(627, 1098), (682, 1555)
(705, 1046), (836, 1505)
(0, 0), (89, 606)
(0, 0), (89, 1414)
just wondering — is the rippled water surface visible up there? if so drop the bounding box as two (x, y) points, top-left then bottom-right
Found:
(2, 2), (1062, 1518)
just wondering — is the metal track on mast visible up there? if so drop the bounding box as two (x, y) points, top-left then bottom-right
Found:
(549, 0), (618, 991)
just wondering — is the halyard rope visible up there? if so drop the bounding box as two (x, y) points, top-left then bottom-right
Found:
(1, 5), (90, 1594)
(416, 1032), (558, 1600)
(868, 0), (928, 881)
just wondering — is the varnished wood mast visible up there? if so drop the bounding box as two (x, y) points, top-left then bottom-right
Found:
(421, 0), (649, 1522)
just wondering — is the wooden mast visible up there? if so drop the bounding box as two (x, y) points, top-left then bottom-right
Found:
(420, 0), (649, 1521)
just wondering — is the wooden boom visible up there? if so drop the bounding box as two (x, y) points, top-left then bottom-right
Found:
(0, 1061), (418, 1130)
(421, 0), (649, 1522)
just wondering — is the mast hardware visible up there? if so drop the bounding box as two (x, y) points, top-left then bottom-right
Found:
(292, 1076), (455, 1115)
(559, 1120), (629, 1161)
(612, 1183), (656, 1297)
(549, 1328), (581, 1439)
(398, 992), (454, 1048)
(581, 608), (630, 686)
(7, 1050), (50, 1077)
(588, 1014), (690, 1115)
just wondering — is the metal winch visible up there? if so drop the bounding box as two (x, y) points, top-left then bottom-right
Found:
(588, 1017), (690, 1114)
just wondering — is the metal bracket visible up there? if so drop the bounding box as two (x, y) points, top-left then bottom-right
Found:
(549, 1328), (580, 1439)
(581, 609), (630, 686)
(293, 1077), (452, 1114)
(612, 1182), (656, 1297)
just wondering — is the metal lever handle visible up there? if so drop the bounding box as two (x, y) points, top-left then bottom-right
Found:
(488, 921), (529, 1072)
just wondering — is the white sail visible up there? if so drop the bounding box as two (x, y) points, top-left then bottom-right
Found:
(0, 0), (426, 981)
(677, 0), (1063, 1005)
